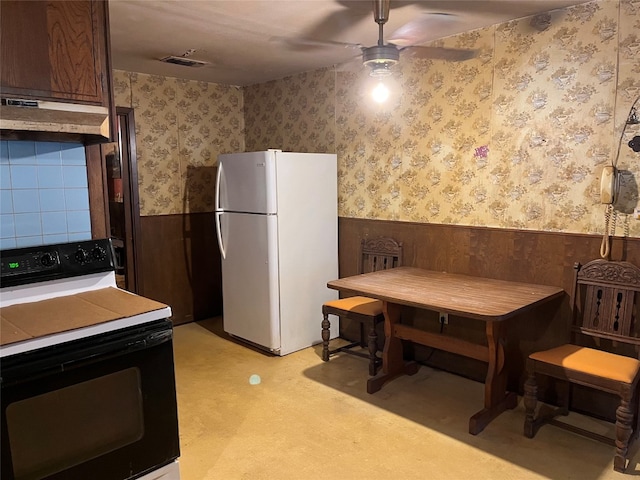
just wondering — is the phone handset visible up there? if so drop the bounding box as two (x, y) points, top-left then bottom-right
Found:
(599, 166), (619, 259)
(600, 165), (618, 204)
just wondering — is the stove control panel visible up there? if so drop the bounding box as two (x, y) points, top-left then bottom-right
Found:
(1, 239), (115, 288)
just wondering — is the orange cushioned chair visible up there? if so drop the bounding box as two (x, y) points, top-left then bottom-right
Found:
(321, 237), (402, 376)
(524, 259), (640, 473)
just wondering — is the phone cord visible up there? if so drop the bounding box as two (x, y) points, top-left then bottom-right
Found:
(600, 204), (614, 259)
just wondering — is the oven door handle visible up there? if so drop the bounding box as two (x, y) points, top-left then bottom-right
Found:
(124, 329), (172, 350)
(1, 321), (173, 385)
(57, 328), (173, 372)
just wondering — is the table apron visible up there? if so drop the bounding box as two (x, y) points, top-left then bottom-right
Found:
(393, 324), (490, 363)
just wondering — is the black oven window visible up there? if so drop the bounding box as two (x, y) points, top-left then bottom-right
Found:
(6, 367), (144, 480)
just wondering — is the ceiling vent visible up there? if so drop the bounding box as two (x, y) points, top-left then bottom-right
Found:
(159, 56), (209, 67)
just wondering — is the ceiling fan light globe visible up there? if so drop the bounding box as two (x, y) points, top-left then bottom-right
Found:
(371, 81), (391, 103)
(364, 73), (400, 106)
(368, 63), (394, 78)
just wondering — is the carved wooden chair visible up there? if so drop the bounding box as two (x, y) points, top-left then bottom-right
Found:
(524, 259), (640, 473)
(321, 237), (403, 376)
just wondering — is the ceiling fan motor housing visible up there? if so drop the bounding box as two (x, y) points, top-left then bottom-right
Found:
(363, 44), (399, 74)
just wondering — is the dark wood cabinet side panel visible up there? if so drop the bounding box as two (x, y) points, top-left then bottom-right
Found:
(139, 213), (221, 325)
(85, 143), (109, 238)
(47, 0), (101, 101)
(0, 1), (51, 93)
(103, 4), (117, 141)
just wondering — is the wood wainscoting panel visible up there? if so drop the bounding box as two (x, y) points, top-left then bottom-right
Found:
(337, 217), (640, 417)
(139, 212), (221, 325)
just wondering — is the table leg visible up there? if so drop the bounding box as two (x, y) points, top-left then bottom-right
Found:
(367, 301), (419, 394)
(468, 320), (517, 435)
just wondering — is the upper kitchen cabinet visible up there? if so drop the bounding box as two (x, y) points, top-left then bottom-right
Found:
(0, 0), (116, 144)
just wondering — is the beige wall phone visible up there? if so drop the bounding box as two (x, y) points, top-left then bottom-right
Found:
(599, 96), (639, 258)
(600, 165), (619, 259)
(600, 165), (618, 204)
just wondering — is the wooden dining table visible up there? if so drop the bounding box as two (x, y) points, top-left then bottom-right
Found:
(327, 266), (564, 435)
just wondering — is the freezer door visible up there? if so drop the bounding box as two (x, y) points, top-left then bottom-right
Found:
(217, 151), (277, 214)
(219, 212), (280, 351)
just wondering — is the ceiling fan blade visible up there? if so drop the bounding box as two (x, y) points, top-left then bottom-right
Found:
(335, 54), (364, 72)
(402, 45), (478, 62)
(383, 1), (586, 16)
(271, 35), (363, 52)
(296, 5), (370, 45)
(389, 12), (459, 46)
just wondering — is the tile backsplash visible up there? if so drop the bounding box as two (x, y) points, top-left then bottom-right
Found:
(0, 140), (92, 250)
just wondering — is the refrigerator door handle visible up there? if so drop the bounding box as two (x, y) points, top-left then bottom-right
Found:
(215, 161), (224, 211)
(216, 212), (226, 259)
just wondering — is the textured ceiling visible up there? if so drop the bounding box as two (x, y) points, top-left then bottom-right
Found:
(109, 0), (590, 86)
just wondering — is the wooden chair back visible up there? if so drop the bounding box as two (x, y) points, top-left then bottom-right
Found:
(321, 236), (402, 375)
(571, 259), (640, 348)
(524, 259), (640, 473)
(360, 237), (403, 274)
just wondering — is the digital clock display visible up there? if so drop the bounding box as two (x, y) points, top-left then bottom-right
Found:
(9, 262), (19, 269)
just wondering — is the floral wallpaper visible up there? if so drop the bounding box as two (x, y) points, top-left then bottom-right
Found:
(246, 0), (639, 237)
(116, 0), (639, 238)
(113, 71), (244, 215)
(244, 68), (335, 153)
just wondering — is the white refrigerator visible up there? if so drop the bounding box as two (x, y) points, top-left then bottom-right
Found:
(215, 150), (339, 355)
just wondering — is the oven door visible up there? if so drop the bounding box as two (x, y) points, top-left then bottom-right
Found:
(1, 319), (180, 480)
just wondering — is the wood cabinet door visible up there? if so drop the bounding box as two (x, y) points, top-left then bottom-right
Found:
(1, 0), (108, 105)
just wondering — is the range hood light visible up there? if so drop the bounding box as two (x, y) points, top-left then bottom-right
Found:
(0, 98), (110, 139)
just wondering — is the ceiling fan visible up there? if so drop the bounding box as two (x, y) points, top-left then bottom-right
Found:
(281, 0), (478, 76)
(361, 0), (477, 71)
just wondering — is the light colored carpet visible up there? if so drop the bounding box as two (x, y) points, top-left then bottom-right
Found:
(173, 318), (635, 480)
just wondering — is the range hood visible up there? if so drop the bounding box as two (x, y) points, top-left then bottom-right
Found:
(0, 98), (110, 139)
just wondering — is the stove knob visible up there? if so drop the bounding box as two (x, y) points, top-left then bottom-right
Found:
(75, 248), (88, 263)
(40, 253), (55, 267)
(91, 246), (106, 261)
